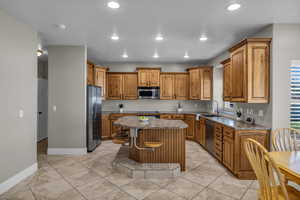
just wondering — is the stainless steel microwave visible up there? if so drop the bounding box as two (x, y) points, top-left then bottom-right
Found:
(138, 87), (160, 99)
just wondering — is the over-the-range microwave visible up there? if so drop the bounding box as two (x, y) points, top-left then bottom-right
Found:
(138, 87), (160, 99)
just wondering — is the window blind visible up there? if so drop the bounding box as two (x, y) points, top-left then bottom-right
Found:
(290, 61), (300, 129)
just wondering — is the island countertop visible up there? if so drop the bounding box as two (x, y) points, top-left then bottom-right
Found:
(114, 116), (188, 129)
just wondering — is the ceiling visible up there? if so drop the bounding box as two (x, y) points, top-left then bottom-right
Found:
(1, 0), (300, 64)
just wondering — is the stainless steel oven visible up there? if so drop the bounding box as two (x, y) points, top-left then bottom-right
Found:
(138, 87), (160, 99)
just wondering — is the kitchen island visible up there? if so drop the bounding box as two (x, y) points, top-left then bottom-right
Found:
(114, 116), (188, 171)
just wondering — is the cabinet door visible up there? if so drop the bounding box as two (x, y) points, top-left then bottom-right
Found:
(184, 115), (195, 139)
(223, 136), (234, 171)
(189, 69), (201, 99)
(107, 74), (123, 100)
(149, 70), (160, 87)
(231, 46), (247, 102)
(195, 121), (201, 144)
(94, 67), (106, 97)
(223, 62), (231, 101)
(200, 120), (206, 146)
(201, 68), (213, 100)
(138, 70), (149, 87)
(123, 74), (138, 100)
(160, 114), (173, 119)
(101, 115), (111, 139)
(87, 62), (94, 85)
(160, 74), (174, 100)
(174, 74), (188, 100)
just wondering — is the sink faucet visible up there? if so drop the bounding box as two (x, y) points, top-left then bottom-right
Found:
(212, 100), (219, 116)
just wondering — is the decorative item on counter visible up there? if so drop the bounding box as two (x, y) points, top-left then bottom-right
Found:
(119, 104), (124, 113)
(177, 102), (183, 113)
(236, 108), (242, 121)
(138, 116), (149, 123)
(245, 109), (255, 125)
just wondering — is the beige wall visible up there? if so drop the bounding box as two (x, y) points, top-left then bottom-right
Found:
(0, 9), (38, 183)
(48, 46), (87, 150)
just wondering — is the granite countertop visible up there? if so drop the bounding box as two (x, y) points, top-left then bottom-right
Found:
(102, 111), (201, 115)
(199, 114), (270, 130)
(114, 116), (188, 129)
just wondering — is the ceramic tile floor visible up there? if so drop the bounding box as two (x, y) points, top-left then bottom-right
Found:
(0, 140), (259, 200)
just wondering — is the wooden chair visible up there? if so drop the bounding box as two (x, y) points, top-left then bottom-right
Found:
(272, 128), (300, 151)
(112, 128), (129, 145)
(244, 138), (300, 200)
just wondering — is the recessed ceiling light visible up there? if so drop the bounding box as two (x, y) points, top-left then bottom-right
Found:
(184, 52), (189, 59)
(155, 34), (164, 41)
(55, 24), (66, 30)
(37, 49), (43, 57)
(107, 1), (120, 9)
(199, 36), (208, 41)
(122, 52), (128, 58)
(153, 52), (159, 58)
(111, 33), (119, 41)
(227, 3), (241, 11)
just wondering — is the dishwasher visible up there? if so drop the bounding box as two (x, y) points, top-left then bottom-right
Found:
(205, 120), (215, 155)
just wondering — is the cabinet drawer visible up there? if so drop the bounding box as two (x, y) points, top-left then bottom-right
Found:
(215, 150), (223, 161)
(173, 114), (185, 119)
(215, 139), (223, 151)
(214, 123), (223, 133)
(223, 127), (234, 139)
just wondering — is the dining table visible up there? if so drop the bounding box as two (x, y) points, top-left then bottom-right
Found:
(268, 151), (300, 185)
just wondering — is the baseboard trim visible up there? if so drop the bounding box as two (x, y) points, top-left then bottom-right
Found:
(47, 148), (87, 155)
(0, 163), (37, 195)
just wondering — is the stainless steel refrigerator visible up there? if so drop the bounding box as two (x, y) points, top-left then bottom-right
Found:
(86, 85), (102, 152)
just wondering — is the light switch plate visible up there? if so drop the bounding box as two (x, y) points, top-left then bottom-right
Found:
(53, 105), (57, 112)
(258, 110), (264, 117)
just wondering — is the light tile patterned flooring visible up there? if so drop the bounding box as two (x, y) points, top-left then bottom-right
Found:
(1, 140), (259, 200)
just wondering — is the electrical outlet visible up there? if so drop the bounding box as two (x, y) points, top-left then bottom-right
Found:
(19, 110), (24, 118)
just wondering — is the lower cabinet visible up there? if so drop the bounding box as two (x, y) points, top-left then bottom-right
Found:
(184, 114), (195, 140)
(195, 118), (206, 146)
(101, 114), (111, 139)
(211, 122), (269, 179)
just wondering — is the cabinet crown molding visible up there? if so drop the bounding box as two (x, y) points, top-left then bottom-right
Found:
(136, 67), (161, 71)
(186, 66), (212, 71)
(229, 38), (272, 52)
(220, 58), (231, 65)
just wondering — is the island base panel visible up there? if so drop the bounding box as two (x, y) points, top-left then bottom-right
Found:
(129, 128), (186, 171)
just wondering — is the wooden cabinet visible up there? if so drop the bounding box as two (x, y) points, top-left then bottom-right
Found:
(87, 61), (94, 85)
(184, 114), (195, 140)
(101, 114), (111, 139)
(222, 127), (235, 170)
(107, 73), (138, 100)
(201, 68), (213, 100)
(160, 73), (189, 100)
(188, 67), (213, 100)
(229, 38), (271, 103)
(188, 68), (201, 99)
(137, 68), (161, 87)
(195, 118), (206, 146)
(214, 123), (223, 162)
(122, 73), (138, 100)
(174, 74), (189, 100)
(107, 73), (123, 100)
(94, 66), (107, 97)
(160, 74), (174, 100)
(221, 58), (231, 101)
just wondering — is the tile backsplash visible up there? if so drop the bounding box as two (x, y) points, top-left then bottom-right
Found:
(102, 100), (209, 112)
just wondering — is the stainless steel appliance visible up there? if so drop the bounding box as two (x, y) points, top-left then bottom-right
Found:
(138, 87), (160, 99)
(205, 120), (214, 155)
(86, 85), (102, 152)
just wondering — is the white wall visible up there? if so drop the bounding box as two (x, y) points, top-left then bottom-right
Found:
(272, 24), (300, 129)
(48, 46), (87, 153)
(0, 9), (37, 190)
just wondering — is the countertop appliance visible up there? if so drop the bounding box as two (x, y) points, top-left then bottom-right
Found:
(87, 85), (102, 152)
(138, 87), (160, 99)
(205, 119), (214, 155)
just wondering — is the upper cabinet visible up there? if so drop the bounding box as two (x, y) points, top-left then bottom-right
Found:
(160, 73), (189, 100)
(94, 66), (108, 97)
(188, 67), (213, 100)
(221, 58), (231, 101)
(137, 68), (161, 87)
(228, 38), (271, 103)
(87, 61), (94, 85)
(106, 73), (138, 100)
